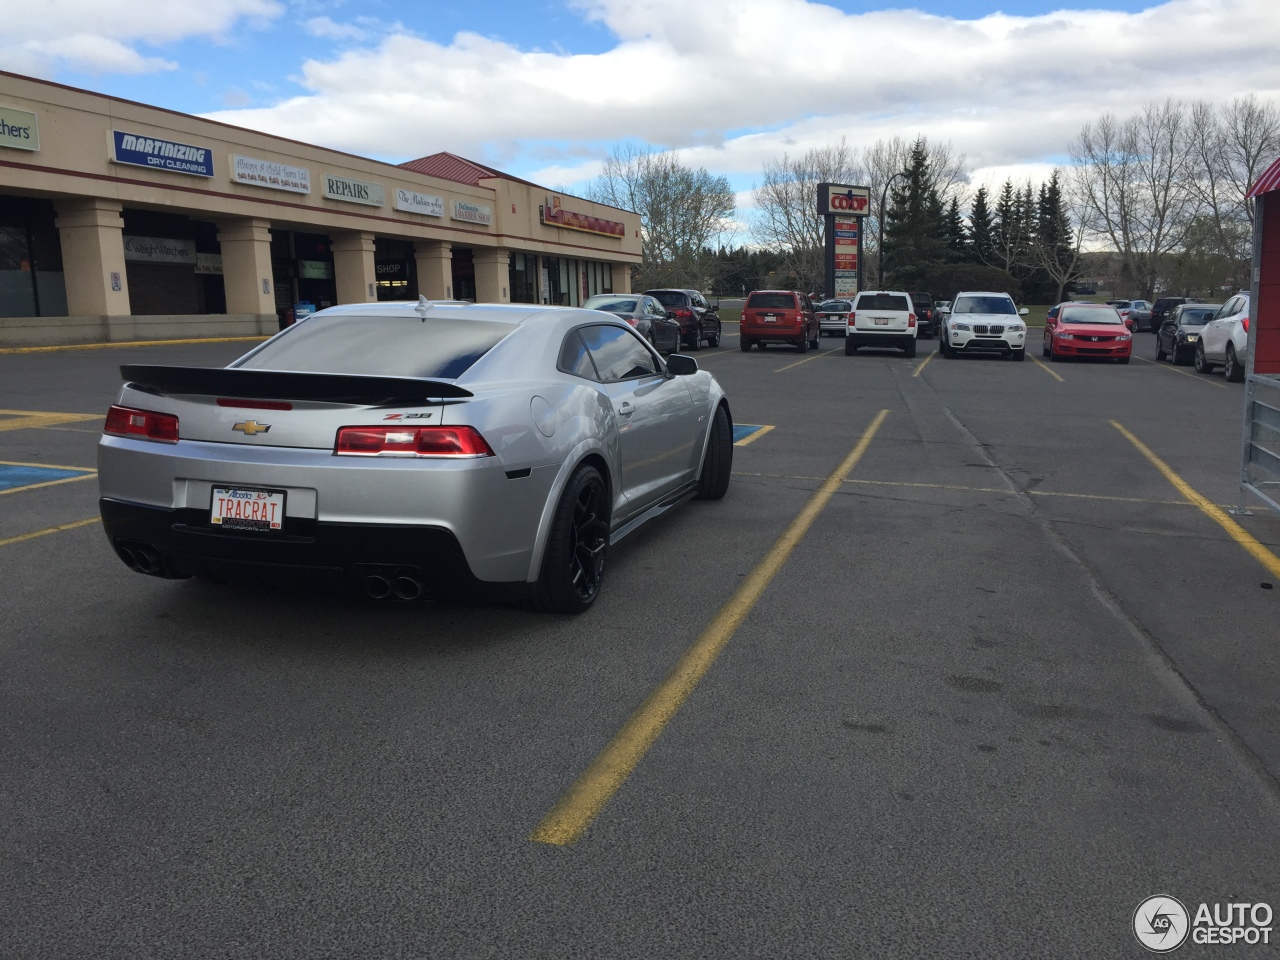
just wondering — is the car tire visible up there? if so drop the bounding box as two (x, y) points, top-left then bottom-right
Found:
(810, 330), (821, 350)
(844, 338), (856, 356)
(1225, 344), (1245, 382)
(941, 340), (953, 358)
(740, 336), (751, 352)
(695, 405), (733, 501)
(796, 335), (808, 353)
(1042, 338), (1050, 358)
(708, 322), (721, 348)
(1010, 348), (1025, 362)
(1156, 340), (1167, 361)
(903, 338), (917, 359)
(687, 332), (701, 352)
(1194, 342), (1212, 374)
(531, 464), (609, 615)
(1118, 356), (1130, 365)
(1050, 343), (1062, 362)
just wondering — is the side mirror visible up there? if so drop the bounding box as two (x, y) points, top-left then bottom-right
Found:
(666, 354), (698, 376)
(1019, 308), (1030, 316)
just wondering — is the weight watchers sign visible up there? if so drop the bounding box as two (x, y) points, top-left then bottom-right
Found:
(112, 131), (213, 177)
(122, 235), (197, 264)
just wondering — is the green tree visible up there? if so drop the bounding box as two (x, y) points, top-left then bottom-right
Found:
(943, 197), (967, 262)
(967, 187), (995, 266)
(882, 139), (947, 289)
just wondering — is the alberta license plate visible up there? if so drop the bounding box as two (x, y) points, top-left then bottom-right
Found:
(875, 317), (890, 325)
(763, 314), (777, 322)
(211, 486), (285, 532)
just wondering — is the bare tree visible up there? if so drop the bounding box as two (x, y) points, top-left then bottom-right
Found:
(751, 138), (865, 291)
(1070, 100), (1200, 299)
(588, 144), (735, 290)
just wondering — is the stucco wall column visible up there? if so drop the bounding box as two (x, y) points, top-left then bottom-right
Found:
(216, 218), (276, 321)
(331, 231), (377, 305)
(415, 241), (452, 300)
(473, 248), (511, 304)
(613, 263), (632, 294)
(54, 198), (130, 317)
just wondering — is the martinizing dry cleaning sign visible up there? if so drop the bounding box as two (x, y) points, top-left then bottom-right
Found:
(111, 131), (213, 178)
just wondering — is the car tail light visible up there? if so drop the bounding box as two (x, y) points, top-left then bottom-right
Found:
(672, 308), (693, 319)
(104, 404), (179, 443)
(847, 311), (856, 325)
(334, 425), (495, 458)
(908, 313), (917, 327)
(624, 317), (638, 327)
(1242, 317), (1250, 332)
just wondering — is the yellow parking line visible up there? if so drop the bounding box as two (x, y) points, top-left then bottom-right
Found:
(911, 349), (936, 378)
(0, 458), (97, 471)
(0, 412), (103, 433)
(0, 516), (101, 548)
(1112, 421), (1280, 579)
(1029, 353), (1064, 382)
(734, 425), (775, 447)
(774, 350), (838, 373)
(0, 335), (270, 355)
(1132, 356), (1227, 388)
(530, 409), (891, 846)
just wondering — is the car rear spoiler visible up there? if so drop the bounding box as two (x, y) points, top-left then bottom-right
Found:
(119, 365), (473, 403)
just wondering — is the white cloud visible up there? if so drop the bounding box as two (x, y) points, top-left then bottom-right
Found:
(205, 0), (1280, 198)
(304, 16), (369, 41)
(7, 0), (283, 76)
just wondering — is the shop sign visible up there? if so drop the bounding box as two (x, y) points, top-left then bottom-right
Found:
(0, 105), (38, 152)
(195, 253), (223, 275)
(541, 194), (626, 238)
(817, 183), (871, 216)
(394, 188), (445, 217)
(834, 275), (858, 297)
(323, 174), (384, 206)
(112, 130), (213, 177)
(376, 260), (409, 280)
(230, 155), (310, 194)
(451, 199), (493, 226)
(297, 259), (334, 280)
(122, 235), (198, 264)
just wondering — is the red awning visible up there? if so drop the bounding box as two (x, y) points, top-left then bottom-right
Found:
(1247, 155), (1280, 198)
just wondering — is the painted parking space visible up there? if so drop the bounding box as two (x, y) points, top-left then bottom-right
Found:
(732, 424), (775, 446)
(0, 461), (96, 495)
(0, 408), (103, 433)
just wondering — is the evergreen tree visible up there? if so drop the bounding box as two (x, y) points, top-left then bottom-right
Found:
(967, 187), (995, 266)
(944, 197), (966, 262)
(882, 139), (948, 289)
(991, 179), (1023, 277)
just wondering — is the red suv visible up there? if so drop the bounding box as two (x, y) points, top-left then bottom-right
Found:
(740, 290), (821, 352)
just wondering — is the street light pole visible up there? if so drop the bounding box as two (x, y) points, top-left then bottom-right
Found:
(877, 170), (908, 289)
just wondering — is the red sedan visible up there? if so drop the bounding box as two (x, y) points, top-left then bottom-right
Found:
(1043, 302), (1133, 363)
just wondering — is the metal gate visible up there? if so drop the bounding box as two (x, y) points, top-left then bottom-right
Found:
(1236, 190), (1280, 516)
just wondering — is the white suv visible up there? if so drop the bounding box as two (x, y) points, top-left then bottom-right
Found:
(940, 291), (1029, 361)
(1195, 293), (1249, 382)
(845, 290), (917, 357)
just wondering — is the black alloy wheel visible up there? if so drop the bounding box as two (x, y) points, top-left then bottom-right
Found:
(708, 321), (721, 348)
(533, 465), (609, 614)
(1225, 344), (1245, 382)
(1156, 336), (1168, 361)
(1194, 342), (1212, 374)
(695, 406), (733, 500)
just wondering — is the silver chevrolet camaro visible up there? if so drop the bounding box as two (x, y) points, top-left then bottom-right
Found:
(98, 299), (733, 614)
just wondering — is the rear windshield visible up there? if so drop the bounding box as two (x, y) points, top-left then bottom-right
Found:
(1180, 309), (1215, 324)
(650, 291), (688, 307)
(235, 314), (514, 379)
(747, 293), (797, 310)
(586, 297), (638, 313)
(1060, 307), (1123, 325)
(856, 294), (910, 311)
(952, 296), (1016, 315)
(911, 293), (933, 305)
(820, 301), (852, 311)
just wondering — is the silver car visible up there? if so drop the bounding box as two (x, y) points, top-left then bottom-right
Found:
(98, 300), (733, 614)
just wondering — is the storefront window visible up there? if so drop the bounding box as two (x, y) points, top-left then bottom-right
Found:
(0, 196), (66, 318)
(509, 252), (537, 303)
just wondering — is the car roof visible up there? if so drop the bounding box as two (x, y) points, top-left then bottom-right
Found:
(748, 289), (800, 294)
(309, 300), (559, 326)
(953, 291), (1014, 298)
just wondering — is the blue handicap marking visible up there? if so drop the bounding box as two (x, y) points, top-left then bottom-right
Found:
(0, 464), (94, 493)
(733, 424), (766, 443)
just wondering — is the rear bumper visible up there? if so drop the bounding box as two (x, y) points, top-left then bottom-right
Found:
(742, 324), (806, 342)
(99, 497), (529, 600)
(849, 331), (913, 347)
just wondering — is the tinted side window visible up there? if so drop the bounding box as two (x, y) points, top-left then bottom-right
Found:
(580, 325), (660, 382)
(558, 331), (600, 380)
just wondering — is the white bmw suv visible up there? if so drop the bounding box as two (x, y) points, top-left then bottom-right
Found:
(940, 291), (1030, 361)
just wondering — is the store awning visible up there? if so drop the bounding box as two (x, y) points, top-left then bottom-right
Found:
(1247, 155), (1280, 198)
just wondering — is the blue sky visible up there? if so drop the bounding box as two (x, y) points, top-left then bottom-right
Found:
(15, 0), (1280, 207)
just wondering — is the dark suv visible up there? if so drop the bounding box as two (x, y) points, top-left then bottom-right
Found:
(644, 289), (722, 351)
(1151, 296), (1203, 330)
(910, 292), (937, 338)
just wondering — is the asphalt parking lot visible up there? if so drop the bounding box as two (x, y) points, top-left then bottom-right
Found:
(3, 325), (1279, 958)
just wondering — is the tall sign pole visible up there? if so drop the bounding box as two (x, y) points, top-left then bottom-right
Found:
(817, 182), (871, 300)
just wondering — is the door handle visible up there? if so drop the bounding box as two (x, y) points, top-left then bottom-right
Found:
(618, 401), (635, 417)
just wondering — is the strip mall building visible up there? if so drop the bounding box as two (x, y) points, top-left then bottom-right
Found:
(0, 71), (642, 347)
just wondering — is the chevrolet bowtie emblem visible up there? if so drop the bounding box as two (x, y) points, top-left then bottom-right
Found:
(232, 420), (271, 436)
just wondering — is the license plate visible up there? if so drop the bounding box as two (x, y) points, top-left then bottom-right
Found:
(763, 314), (777, 323)
(875, 317), (890, 325)
(211, 486), (286, 532)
